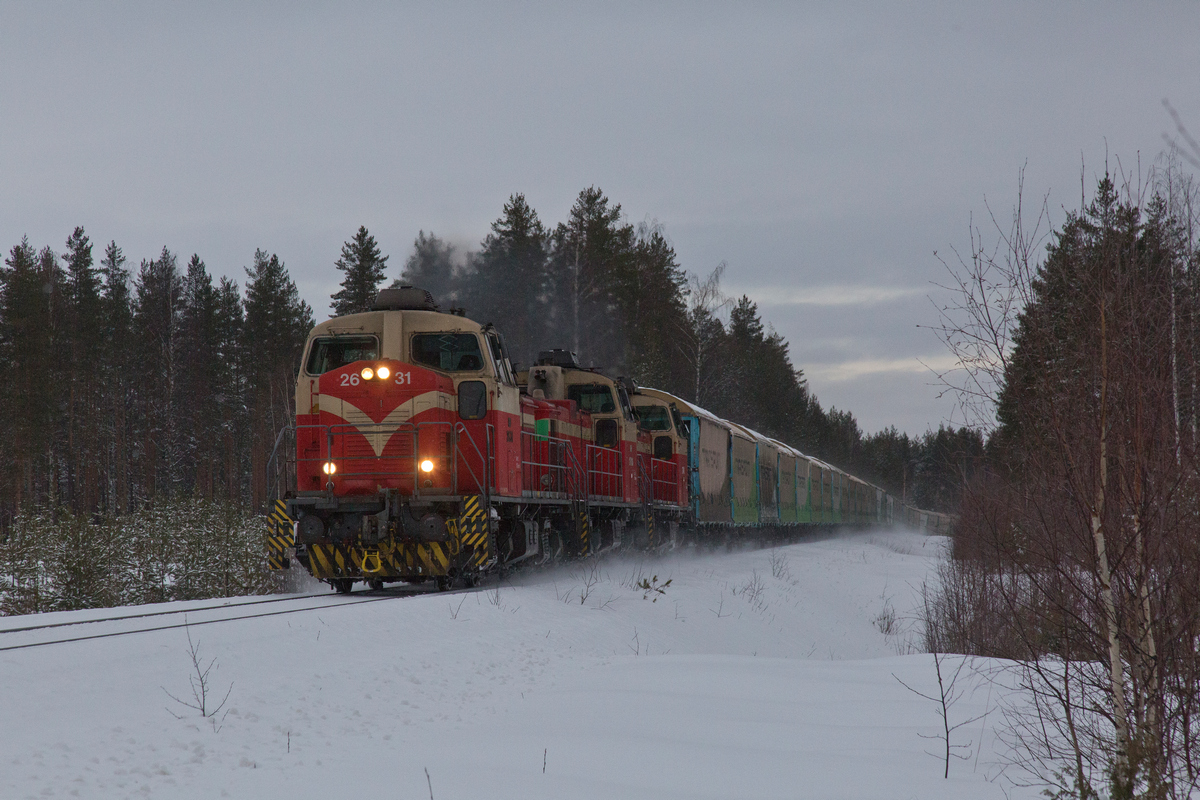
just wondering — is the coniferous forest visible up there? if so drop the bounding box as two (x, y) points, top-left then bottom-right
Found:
(0, 187), (975, 613)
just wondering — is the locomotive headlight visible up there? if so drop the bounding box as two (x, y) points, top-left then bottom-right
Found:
(360, 367), (375, 381)
(322, 461), (337, 475)
(376, 365), (391, 380)
(420, 459), (435, 473)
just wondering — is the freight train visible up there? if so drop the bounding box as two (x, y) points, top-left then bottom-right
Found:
(266, 286), (952, 591)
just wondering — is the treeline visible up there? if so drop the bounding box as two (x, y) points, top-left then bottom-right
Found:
(343, 189), (978, 508)
(0, 234), (312, 522)
(0, 187), (971, 534)
(926, 162), (1200, 795)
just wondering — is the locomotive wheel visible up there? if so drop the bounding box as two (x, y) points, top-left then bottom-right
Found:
(332, 578), (354, 594)
(368, 578), (384, 591)
(435, 576), (452, 592)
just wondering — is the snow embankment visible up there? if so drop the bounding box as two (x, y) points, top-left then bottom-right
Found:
(0, 530), (1030, 799)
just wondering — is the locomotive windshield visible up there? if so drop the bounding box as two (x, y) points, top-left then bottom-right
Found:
(634, 404), (673, 431)
(411, 333), (485, 372)
(567, 384), (616, 414)
(306, 336), (379, 375)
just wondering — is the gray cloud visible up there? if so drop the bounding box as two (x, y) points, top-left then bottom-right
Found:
(734, 285), (925, 307)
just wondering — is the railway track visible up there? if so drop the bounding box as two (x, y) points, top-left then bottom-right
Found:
(0, 586), (434, 653)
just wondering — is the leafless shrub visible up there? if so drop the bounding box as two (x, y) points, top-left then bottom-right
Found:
(575, 558), (601, 605)
(162, 620), (233, 726)
(768, 548), (793, 582)
(875, 592), (898, 637)
(894, 651), (988, 779)
(732, 570), (766, 612)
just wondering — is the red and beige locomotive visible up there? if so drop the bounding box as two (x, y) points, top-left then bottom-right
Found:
(270, 286), (950, 592)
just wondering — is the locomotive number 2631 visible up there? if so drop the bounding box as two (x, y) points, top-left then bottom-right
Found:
(337, 371), (414, 387)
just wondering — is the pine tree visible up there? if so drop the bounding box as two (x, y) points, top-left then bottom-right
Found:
(61, 227), (103, 512)
(330, 226), (389, 316)
(0, 239), (62, 510)
(133, 248), (183, 499)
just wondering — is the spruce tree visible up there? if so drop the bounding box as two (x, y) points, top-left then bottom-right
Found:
(547, 187), (635, 369)
(330, 226), (389, 316)
(472, 194), (549, 365)
(213, 277), (246, 501)
(627, 223), (689, 392)
(397, 230), (458, 307)
(244, 249), (314, 505)
(179, 255), (220, 497)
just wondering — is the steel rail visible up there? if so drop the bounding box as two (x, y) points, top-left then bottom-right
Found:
(0, 591), (426, 653)
(0, 590), (349, 635)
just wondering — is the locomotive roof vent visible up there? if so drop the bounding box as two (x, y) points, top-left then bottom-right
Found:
(536, 348), (581, 369)
(371, 286), (439, 311)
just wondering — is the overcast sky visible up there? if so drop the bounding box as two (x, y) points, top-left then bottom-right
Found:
(3, 3), (1198, 435)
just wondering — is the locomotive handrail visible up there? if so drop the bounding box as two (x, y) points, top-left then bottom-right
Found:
(266, 422), (296, 504)
(453, 421), (490, 500)
(519, 428), (590, 501)
(648, 457), (681, 506)
(585, 444), (623, 500)
(560, 434), (587, 502)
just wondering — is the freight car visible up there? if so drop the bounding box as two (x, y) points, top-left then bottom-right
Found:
(266, 287), (951, 591)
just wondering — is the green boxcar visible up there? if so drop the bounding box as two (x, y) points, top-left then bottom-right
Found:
(797, 455), (813, 523)
(729, 426), (759, 524)
(771, 439), (800, 525)
(778, 457), (797, 524)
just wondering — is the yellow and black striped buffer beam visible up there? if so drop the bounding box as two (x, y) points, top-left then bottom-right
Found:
(456, 495), (491, 569)
(267, 499), (294, 570)
(306, 541), (450, 579)
(577, 504), (590, 556)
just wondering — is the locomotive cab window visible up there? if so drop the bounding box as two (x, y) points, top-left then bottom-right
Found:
(567, 384), (616, 414)
(595, 418), (619, 448)
(411, 333), (484, 372)
(306, 336), (379, 375)
(458, 380), (488, 420)
(653, 435), (673, 459)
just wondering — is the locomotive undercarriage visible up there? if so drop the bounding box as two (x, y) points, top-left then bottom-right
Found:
(284, 489), (684, 593)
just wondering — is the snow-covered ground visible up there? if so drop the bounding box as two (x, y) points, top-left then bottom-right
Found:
(0, 529), (1035, 799)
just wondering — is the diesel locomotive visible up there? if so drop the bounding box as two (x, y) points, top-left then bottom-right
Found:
(267, 286), (951, 592)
